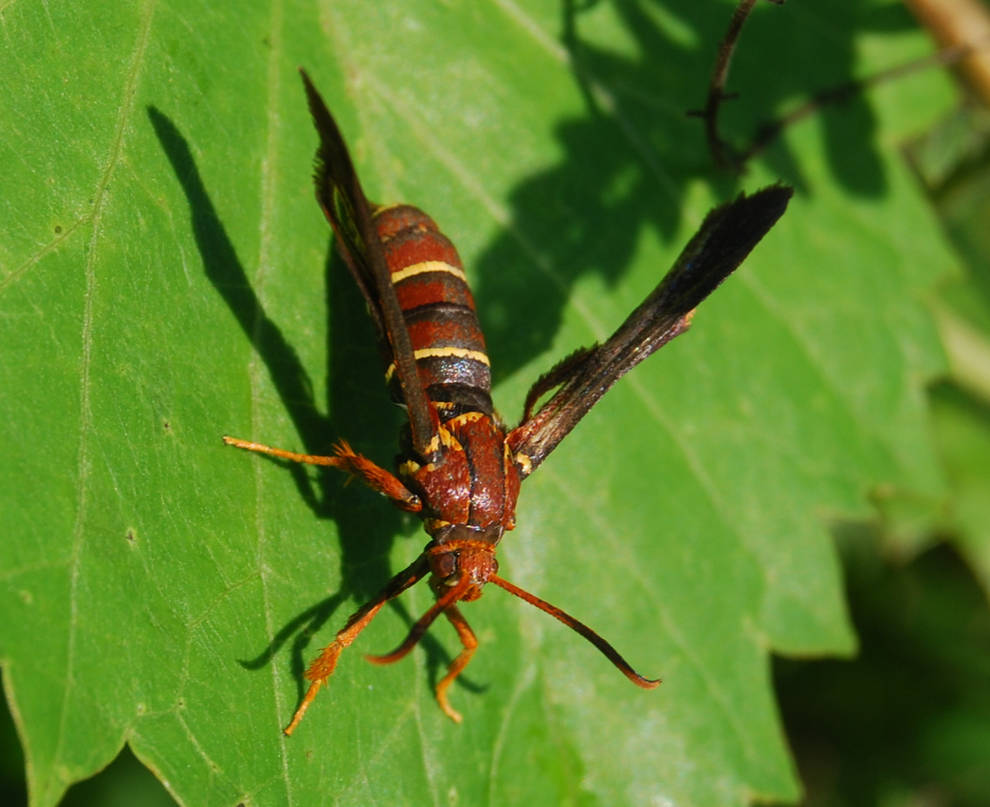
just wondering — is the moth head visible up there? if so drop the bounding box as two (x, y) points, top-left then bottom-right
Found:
(427, 525), (501, 601)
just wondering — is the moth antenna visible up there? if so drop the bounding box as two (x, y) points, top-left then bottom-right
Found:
(489, 574), (661, 689)
(366, 577), (473, 665)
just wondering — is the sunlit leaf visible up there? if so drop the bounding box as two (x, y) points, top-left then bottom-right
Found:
(0, 1), (957, 804)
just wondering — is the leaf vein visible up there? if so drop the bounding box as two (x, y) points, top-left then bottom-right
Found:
(52, 0), (157, 775)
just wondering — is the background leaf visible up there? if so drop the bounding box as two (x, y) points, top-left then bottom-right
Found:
(0, 0), (961, 805)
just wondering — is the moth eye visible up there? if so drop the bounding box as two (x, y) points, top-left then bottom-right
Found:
(434, 552), (457, 580)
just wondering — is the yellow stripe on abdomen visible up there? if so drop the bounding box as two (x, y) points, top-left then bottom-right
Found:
(390, 260), (467, 285)
(385, 347), (490, 382)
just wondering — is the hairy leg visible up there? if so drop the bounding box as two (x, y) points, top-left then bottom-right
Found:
(434, 604), (479, 723)
(283, 554), (431, 735)
(223, 436), (421, 511)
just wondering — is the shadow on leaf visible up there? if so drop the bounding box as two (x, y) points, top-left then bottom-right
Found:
(147, 106), (479, 710)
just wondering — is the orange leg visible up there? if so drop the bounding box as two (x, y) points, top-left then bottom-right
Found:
(223, 435), (421, 512)
(283, 554), (430, 735)
(435, 604), (479, 724)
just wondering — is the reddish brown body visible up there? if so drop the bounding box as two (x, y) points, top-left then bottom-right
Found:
(374, 204), (521, 544)
(377, 205), (494, 415)
(223, 70), (791, 733)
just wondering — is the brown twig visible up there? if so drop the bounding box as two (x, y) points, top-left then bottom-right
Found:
(738, 42), (978, 166)
(689, 0), (777, 170)
(693, 0), (987, 172)
(905, 0), (990, 106)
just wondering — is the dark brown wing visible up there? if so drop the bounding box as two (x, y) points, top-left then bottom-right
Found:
(508, 185), (793, 475)
(299, 70), (437, 460)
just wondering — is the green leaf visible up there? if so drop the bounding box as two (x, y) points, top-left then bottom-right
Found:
(776, 527), (990, 807)
(0, 1), (957, 805)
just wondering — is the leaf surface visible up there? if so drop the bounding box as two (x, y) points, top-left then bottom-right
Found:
(0, 1), (957, 805)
